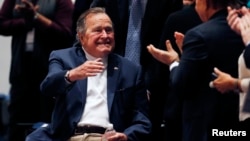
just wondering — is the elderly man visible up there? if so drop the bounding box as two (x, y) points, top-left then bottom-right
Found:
(25, 7), (151, 141)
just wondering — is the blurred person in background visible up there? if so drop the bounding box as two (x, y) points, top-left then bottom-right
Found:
(0, 0), (74, 140)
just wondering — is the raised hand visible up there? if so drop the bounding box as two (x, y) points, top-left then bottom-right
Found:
(68, 58), (105, 82)
(147, 40), (179, 65)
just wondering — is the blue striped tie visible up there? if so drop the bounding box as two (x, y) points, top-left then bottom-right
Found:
(125, 0), (143, 65)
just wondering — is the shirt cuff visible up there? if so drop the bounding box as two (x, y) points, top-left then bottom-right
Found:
(246, 41), (250, 47)
(169, 61), (179, 71)
(240, 78), (250, 93)
(64, 70), (73, 84)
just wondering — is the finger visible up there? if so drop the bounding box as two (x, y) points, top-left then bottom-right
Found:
(85, 67), (104, 76)
(209, 81), (214, 88)
(174, 32), (184, 52)
(147, 45), (153, 53)
(213, 67), (222, 76)
(147, 44), (159, 55)
(85, 72), (99, 77)
(227, 6), (232, 12)
(147, 45), (162, 59)
(229, 15), (239, 29)
(147, 44), (156, 50)
(147, 44), (156, 55)
(174, 31), (184, 37)
(34, 5), (39, 11)
(147, 44), (168, 63)
(231, 17), (241, 31)
(14, 5), (21, 10)
(227, 7), (233, 22)
(241, 6), (249, 15)
(88, 63), (105, 70)
(89, 60), (104, 66)
(174, 32), (184, 41)
(165, 40), (173, 51)
(227, 9), (238, 25)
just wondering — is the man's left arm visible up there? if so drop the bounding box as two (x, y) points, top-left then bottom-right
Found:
(123, 67), (152, 141)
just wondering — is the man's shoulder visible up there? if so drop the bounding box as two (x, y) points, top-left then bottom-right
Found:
(49, 46), (81, 60)
(51, 46), (77, 54)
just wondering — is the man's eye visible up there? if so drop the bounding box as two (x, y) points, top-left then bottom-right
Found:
(105, 28), (113, 33)
(95, 29), (102, 32)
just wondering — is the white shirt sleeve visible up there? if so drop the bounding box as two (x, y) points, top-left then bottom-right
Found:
(169, 61), (179, 71)
(240, 78), (250, 93)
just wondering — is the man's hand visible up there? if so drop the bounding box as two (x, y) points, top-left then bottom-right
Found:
(68, 58), (105, 82)
(147, 40), (179, 65)
(238, 6), (250, 46)
(212, 67), (236, 93)
(15, 0), (39, 14)
(103, 132), (127, 141)
(227, 6), (250, 46)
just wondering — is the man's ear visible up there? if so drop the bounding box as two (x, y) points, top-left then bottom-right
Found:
(77, 33), (83, 40)
(76, 33), (85, 46)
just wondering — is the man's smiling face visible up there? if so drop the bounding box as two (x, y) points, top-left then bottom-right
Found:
(79, 13), (115, 58)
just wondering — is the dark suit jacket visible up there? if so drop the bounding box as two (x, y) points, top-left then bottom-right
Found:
(170, 10), (245, 141)
(26, 46), (151, 141)
(158, 4), (202, 141)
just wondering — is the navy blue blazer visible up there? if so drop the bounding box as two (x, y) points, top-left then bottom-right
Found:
(26, 46), (151, 141)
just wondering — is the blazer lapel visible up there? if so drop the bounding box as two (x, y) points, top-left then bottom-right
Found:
(107, 54), (120, 113)
(75, 47), (88, 104)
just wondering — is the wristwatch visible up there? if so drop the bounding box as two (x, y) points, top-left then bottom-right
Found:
(64, 70), (72, 83)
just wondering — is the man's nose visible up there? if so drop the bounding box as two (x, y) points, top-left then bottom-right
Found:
(101, 30), (108, 37)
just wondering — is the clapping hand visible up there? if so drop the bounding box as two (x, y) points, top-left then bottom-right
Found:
(227, 6), (250, 46)
(211, 67), (236, 93)
(147, 40), (179, 65)
(14, 0), (39, 18)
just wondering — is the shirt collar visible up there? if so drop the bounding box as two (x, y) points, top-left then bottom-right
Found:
(82, 47), (108, 67)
